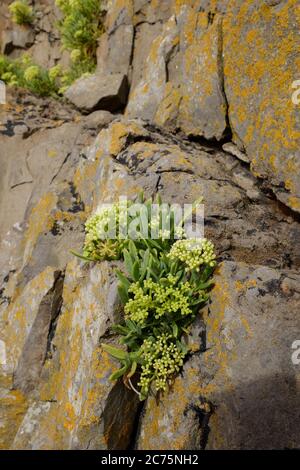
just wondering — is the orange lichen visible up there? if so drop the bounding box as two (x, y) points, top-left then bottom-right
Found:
(22, 192), (57, 263)
(0, 388), (28, 449)
(223, 0), (300, 210)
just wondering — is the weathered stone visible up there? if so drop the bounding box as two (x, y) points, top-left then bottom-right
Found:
(0, 384), (28, 450)
(223, 0), (300, 212)
(82, 110), (116, 131)
(27, 32), (56, 69)
(130, 22), (163, 90)
(0, 89), (95, 293)
(105, 0), (134, 32)
(0, 108), (300, 448)
(0, 1), (10, 51)
(133, 0), (173, 24)
(73, 119), (300, 270)
(12, 402), (53, 450)
(65, 73), (129, 113)
(0, 0), (68, 69)
(176, 10), (227, 139)
(127, 5), (227, 139)
(12, 260), (139, 450)
(137, 261), (300, 450)
(97, 25), (134, 76)
(222, 142), (250, 163)
(0, 0), (300, 450)
(137, 354), (211, 450)
(203, 261), (300, 449)
(126, 16), (179, 121)
(1, 267), (59, 374)
(0, 120), (85, 275)
(13, 271), (64, 395)
(1, 26), (35, 54)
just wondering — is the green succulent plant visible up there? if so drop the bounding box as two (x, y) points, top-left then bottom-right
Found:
(9, 1), (34, 25)
(73, 193), (216, 400)
(2, 0), (105, 98)
(55, 0), (105, 85)
(0, 54), (61, 97)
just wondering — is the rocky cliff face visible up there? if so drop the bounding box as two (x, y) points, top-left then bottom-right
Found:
(0, 0), (299, 450)
(1, 0), (70, 69)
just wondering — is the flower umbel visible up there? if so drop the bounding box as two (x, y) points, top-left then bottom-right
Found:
(168, 238), (216, 272)
(138, 334), (186, 398)
(24, 65), (40, 82)
(9, 1), (34, 25)
(82, 201), (129, 261)
(125, 276), (192, 325)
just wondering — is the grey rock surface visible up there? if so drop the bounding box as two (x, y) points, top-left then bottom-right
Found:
(0, 0), (299, 451)
(137, 261), (300, 449)
(65, 73), (129, 113)
(1, 26), (35, 54)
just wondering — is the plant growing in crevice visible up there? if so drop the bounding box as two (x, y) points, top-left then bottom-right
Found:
(73, 194), (217, 400)
(55, 0), (105, 88)
(9, 0), (34, 25)
(0, 54), (62, 97)
(1, 0), (105, 97)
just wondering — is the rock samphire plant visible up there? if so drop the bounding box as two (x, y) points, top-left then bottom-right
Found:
(9, 0), (34, 25)
(73, 194), (217, 400)
(55, 0), (105, 88)
(0, 54), (61, 97)
(1, 0), (105, 97)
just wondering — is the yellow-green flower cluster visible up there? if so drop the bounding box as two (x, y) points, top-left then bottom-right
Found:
(0, 54), (60, 97)
(70, 49), (82, 63)
(168, 238), (216, 272)
(24, 65), (40, 82)
(124, 275), (192, 325)
(55, 0), (104, 85)
(124, 283), (151, 324)
(3, 0), (104, 96)
(9, 1), (34, 25)
(83, 202), (128, 261)
(49, 64), (62, 81)
(138, 334), (186, 396)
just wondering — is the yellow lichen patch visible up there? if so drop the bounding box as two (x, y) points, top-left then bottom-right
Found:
(0, 388), (28, 449)
(1, 267), (56, 371)
(126, 14), (179, 121)
(106, 0), (133, 32)
(79, 348), (118, 431)
(178, 14), (226, 139)
(180, 6), (198, 47)
(108, 121), (147, 156)
(35, 262), (121, 447)
(138, 355), (209, 450)
(148, 35), (163, 64)
(38, 308), (84, 433)
(288, 197), (300, 211)
(47, 149), (57, 158)
(22, 192), (58, 263)
(174, 0), (195, 15)
(73, 159), (99, 197)
(223, 0), (300, 211)
(154, 83), (181, 128)
(202, 267), (232, 388)
(73, 115), (81, 123)
(64, 402), (76, 431)
(138, 265), (245, 450)
(235, 278), (257, 291)
(239, 315), (253, 338)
